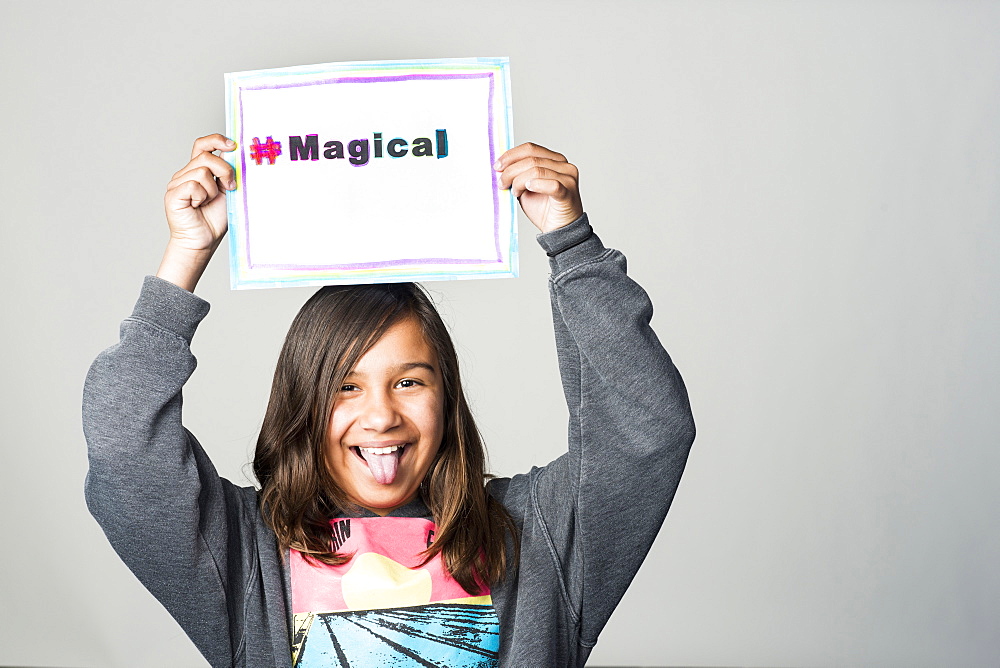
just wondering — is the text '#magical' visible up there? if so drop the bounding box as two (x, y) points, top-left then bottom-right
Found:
(248, 130), (449, 167)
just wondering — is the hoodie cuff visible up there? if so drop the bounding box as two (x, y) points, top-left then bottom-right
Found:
(129, 276), (211, 344)
(536, 213), (607, 274)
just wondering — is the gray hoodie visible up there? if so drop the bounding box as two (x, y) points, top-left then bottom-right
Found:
(83, 214), (695, 667)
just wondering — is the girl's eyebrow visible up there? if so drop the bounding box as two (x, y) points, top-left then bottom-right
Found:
(345, 362), (437, 378)
(394, 362), (437, 374)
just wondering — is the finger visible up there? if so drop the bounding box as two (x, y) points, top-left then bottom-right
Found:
(166, 180), (214, 212)
(494, 142), (565, 171)
(518, 177), (571, 200)
(191, 133), (237, 160)
(172, 152), (236, 190)
(498, 157), (579, 190)
(167, 166), (220, 203)
(509, 167), (577, 200)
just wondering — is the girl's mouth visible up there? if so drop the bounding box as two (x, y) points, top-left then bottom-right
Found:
(351, 444), (407, 485)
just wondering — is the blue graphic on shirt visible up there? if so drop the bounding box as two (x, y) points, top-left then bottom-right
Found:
(295, 603), (499, 667)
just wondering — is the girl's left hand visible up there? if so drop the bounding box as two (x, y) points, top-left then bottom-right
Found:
(495, 143), (584, 234)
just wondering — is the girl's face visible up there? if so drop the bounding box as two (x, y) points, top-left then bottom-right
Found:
(325, 316), (445, 515)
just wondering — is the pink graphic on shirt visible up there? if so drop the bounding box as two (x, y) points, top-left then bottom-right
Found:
(290, 516), (488, 614)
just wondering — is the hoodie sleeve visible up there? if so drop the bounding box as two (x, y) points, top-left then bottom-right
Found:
(82, 276), (256, 667)
(492, 214), (696, 647)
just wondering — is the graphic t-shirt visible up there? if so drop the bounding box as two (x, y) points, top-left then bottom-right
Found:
(290, 517), (500, 667)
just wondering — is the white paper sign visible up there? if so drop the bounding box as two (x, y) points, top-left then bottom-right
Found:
(224, 57), (515, 289)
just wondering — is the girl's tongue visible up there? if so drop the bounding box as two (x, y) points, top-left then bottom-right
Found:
(359, 448), (402, 485)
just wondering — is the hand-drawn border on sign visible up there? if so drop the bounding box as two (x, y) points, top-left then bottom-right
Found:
(237, 72), (501, 271)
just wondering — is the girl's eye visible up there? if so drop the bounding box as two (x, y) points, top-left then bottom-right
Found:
(397, 379), (420, 389)
(340, 384), (360, 392)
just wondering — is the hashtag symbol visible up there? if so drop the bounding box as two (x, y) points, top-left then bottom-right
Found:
(249, 136), (282, 165)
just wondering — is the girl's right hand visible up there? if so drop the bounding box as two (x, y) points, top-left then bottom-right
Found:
(164, 134), (238, 252)
(157, 134), (237, 291)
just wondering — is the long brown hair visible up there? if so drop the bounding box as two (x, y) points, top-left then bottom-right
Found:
(253, 282), (518, 593)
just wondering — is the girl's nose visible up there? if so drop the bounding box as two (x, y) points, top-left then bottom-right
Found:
(359, 390), (402, 432)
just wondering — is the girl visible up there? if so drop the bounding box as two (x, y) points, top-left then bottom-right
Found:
(83, 134), (695, 667)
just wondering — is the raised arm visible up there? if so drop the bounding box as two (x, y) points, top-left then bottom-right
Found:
(493, 145), (696, 647)
(82, 136), (267, 665)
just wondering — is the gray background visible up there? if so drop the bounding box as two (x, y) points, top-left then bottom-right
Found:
(2, 1), (998, 666)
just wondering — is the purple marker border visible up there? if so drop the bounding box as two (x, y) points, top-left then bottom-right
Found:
(238, 72), (504, 272)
